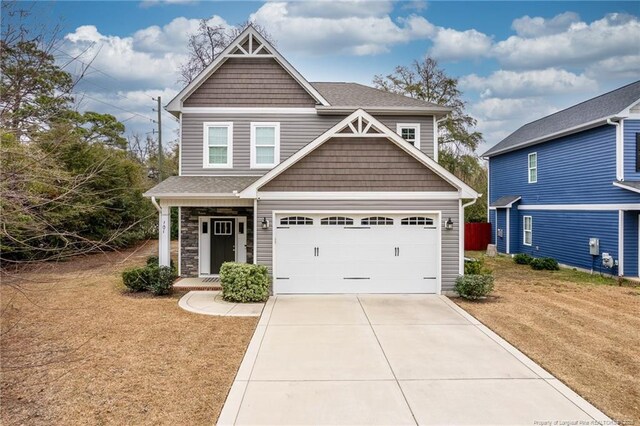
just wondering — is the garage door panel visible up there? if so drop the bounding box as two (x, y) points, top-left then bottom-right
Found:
(274, 213), (440, 294)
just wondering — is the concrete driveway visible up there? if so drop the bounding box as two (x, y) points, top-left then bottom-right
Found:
(218, 295), (610, 425)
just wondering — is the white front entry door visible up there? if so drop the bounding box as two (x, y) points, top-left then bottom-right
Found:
(274, 213), (440, 294)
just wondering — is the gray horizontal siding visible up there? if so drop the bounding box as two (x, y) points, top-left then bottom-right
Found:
(256, 199), (460, 293)
(181, 113), (436, 176)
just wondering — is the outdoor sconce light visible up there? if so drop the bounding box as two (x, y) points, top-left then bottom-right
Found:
(261, 217), (270, 230)
(445, 217), (454, 230)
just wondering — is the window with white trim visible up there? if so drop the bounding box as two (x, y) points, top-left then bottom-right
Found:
(396, 123), (420, 148)
(361, 216), (394, 225)
(280, 216), (313, 225)
(320, 216), (354, 225)
(251, 122), (280, 168)
(523, 216), (533, 246)
(528, 152), (537, 183)
(203, 122), (232, 168)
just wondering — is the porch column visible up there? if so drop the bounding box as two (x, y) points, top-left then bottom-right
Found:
(159, 204), (171, 267)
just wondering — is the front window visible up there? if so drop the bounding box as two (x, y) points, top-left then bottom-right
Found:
(397, 123), (420, 148)
(523, 216), (533, 246)
(203, 122), (232, 168)
(528, 152), (537, 183)
(251, 122), (280, 168)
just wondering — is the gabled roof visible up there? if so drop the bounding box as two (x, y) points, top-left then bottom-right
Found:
(311, 82), (451, 115)
(490, 195), (521, 208)
(166, 26), (329, 113)
(483, 80), (640, 158)
(241, 109), (479, 199)
(143, 176), (259, 198)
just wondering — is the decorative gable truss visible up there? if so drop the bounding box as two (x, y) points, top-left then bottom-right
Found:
(166, 26), (329, 112)
(240, 109), (480, 199)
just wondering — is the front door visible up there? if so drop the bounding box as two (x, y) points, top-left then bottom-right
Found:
(210, 219), (235, 274)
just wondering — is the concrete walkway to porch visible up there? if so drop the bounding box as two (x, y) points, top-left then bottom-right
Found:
(178, 291), (264, 317)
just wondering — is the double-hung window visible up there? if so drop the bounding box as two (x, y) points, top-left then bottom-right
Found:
(523, 216), (533, 246)
(251, 122), (280, 168)
(397, 123), (420, 149)
(528, 152), (537, 183)
(203, 122), (232, 168)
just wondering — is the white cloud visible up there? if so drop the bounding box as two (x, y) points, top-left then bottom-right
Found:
(250, 2), (435, 55)
(586, 54), (640, 80)
(428, 28), (492, 60)
(511, 12), (580, 38)
(493, 13), (640, 69)
(132, 16), (229, 54)
(139, 0), (198, 8)
(460, 68), (596, 98)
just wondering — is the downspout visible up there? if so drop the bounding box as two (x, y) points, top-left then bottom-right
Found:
(607, 118), (623, 181)
(151, 196), (161, 212)
(460, 196), (479, 274)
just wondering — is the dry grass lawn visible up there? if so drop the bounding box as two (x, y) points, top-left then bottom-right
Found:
(455, 252), (640, 424)
(1, 241), (258, 425)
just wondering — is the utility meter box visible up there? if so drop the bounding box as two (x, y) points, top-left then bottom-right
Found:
(589, 238), (600, 256)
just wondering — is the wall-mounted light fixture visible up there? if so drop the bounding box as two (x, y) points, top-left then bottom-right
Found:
(445, 217), (454, 231)
(261, 217), (270, 230)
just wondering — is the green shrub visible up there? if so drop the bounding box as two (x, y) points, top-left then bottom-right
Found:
(220, 262), (270, 303)
(530, 257), (560, 271)
(455, 274), (495, 300)
(464, 257), (490, 275)
(513, 253), (533, 265)
(147, 265), (176, 295)
(121, 263), (177, 295)
(122, 267), (147, 292)
(146, 255), (159, 266)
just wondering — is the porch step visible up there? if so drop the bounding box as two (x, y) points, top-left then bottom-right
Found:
(173, 277), (222, 292)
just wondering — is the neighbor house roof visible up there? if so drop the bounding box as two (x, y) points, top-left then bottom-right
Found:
(483, 80), (640, 158)
(490, 195), (522, 208)
(144, 176), (259, 198)
(311, 82), (450, 114)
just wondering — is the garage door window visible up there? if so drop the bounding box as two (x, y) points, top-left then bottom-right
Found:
(361, 216), (393, 225)
(280, 216), (313, 225)
(401, 217), (434, 225)
(320, 216), (354, 225)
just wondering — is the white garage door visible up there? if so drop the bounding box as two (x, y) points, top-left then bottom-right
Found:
(274, 213), (439, 294)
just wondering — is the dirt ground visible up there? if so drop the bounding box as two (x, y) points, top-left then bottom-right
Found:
(455, 252), (640, 424)
(1, 241), (258, 425)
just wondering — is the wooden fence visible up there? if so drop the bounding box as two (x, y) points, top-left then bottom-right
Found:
(465, 222), (491, 251)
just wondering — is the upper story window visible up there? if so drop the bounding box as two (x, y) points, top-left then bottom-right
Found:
(203, 122), (233, 168)
(251, 122), (280, 168)
(396, 123), (420, 149)
(528, 152), (537, 183)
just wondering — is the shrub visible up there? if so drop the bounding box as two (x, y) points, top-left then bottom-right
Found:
(220, 262), (270, 303)
(455, 274), (495, 300)
(147, 265), (176, 295)
(122, 267), (147, 292)
(464, 257), (490, 275)
(513, 253), (533, 265)
(530, 257), (560, 271)
(146, 255), (159, 266)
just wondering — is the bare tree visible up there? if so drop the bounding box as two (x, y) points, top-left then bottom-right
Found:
(178, 20), (275, 85)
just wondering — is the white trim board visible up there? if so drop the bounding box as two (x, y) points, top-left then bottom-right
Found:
(518, 204), (640, 211)
(241, 109), (479, 200)
(618, 210), (624, 276)
(613, 181), (640, 194)
(257, 191), (461, 200)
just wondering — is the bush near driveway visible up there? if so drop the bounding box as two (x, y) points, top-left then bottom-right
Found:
(455, 274), (495, 300)
(220, 262), (270, 303)
(464, 256), (491, 275)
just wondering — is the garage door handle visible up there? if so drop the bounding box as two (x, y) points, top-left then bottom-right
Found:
(394, 247), (400, 256)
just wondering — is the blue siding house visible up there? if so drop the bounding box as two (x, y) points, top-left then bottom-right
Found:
(483, 81), (640, 279)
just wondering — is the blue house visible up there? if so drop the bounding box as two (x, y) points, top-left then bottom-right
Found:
(483, 81), (640, 279)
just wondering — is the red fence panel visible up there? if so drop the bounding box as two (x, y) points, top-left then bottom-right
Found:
(465, 222), (491, 251)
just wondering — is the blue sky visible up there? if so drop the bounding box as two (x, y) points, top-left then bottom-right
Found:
(12, 1), (640, 152)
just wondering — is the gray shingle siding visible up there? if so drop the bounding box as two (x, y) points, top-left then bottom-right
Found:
(180, 113), (436, 176)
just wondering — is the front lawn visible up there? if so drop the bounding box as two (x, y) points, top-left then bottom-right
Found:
(455, 252), (640, 424)
(0, 241), (258, 425)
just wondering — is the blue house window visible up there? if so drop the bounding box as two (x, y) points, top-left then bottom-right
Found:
(523, 216), (533, 246)
(528, 153), (537, 183)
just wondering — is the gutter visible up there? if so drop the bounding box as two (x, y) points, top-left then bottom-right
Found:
(150, 196), (161, 212)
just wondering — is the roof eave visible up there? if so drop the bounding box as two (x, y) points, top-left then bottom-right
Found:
(143, 192), (243, 199)
(482, 115), (620, 158)
(316, 105), (452, 116)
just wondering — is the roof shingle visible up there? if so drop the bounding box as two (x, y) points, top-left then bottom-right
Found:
(144, 176), (259, 197)
(483, 80), (640, 157)
(311, 82), (446, 109)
